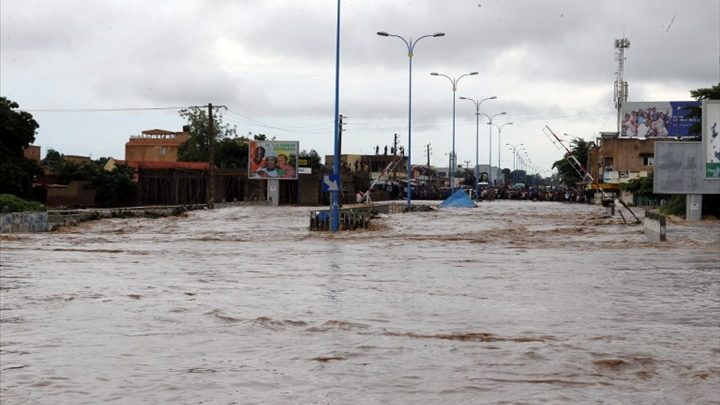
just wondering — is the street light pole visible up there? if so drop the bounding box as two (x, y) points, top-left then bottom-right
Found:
(492, 122), (513, 184)
(330, 0), (342, 232)
(506, 143), (524, 184)
(378, 31), (445, 207)
(430, 71), (478, 194)
(478, 111), (506, 185)
(459, 96), (496, 199)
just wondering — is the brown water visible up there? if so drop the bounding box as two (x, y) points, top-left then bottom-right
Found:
(1, 201), (719, 404)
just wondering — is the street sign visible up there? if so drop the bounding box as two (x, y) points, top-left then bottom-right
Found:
(322, 174), (339, 192)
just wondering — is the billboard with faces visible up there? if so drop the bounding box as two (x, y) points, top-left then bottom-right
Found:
(248, 141), (299, 180)
(620, 101), (701, 138)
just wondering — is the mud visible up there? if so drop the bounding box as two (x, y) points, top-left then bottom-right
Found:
(0, 201), (718, 404)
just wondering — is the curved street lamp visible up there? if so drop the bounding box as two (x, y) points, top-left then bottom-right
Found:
(377, 31), (445, 207)
(478, 111), (507, 185)
(506, 142), (524, 184)
(459, 96), (496, 199)
(430, 71), (478, 193)
(492, 121), (513, 183)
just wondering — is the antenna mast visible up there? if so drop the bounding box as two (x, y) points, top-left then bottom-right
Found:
(614, 37), (630, 134)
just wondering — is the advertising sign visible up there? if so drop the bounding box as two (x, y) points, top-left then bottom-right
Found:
(248, 141), (299, 180)
(620, 101), (701, 138)
(704, 100), (720, 179)
(654, 142), (720, 194)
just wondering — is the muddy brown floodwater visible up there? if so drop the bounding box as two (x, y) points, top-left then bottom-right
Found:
(1, 201), (719, 404)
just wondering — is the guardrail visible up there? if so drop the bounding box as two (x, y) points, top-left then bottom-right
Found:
(644, 211), (667, 242)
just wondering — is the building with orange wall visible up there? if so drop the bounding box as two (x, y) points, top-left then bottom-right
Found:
(125, 129), (190, 162)
(23, 145), (41, 162)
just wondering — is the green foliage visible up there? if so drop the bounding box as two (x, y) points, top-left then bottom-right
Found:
(510, 169), (527, 184)
(44, 148), (63, 170)
(690, 82), (720, 101)
(501, 168), (511, 183)
(216, 136), (249, 169)
(51, 158), (137, 207)
(551, 138), (593, 187)
(0, 194), (45, 212)
(252, 133), (267, 141)
(177, 107), (237, 163)
(688, 82), (720, 136)
(92, 165), (138, 207)
(0, 97), (42, 197)
(0, 158), (42, 198)
(0, 97), (38, 158)
(659, 195), (685, 217)
(619, 172), (654, 195)
(299, 149), (322, 169)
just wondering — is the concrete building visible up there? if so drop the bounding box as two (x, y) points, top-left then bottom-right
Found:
(23, 145), (41, 162)
(588, 132), (660, 185)
(125, 129), (190, 162)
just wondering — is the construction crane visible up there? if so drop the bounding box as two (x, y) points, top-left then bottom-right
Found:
(543, 125), (640, 224)
(357, 154), (404, 204)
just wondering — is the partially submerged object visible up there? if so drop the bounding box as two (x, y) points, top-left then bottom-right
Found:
(440, 190), (477, 208)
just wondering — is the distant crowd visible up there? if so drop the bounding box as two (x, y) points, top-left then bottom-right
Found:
(476, 185), (590, 203)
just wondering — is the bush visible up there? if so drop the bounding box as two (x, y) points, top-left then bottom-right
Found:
(659, 195), (685, 217)
(0, 194), (45, 213)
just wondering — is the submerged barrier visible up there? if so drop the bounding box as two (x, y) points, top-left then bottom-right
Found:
(644, 211), (667, 242)
(309, 206), (376, 231)
(309, 203), (434, 231)
(1, 211), (49, 233)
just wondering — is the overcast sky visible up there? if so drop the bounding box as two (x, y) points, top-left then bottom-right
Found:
(2, 0), (719, 173)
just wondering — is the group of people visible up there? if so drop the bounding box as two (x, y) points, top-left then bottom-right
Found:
(476, 185), (589, 203)
(250, 146), (296, 178)
(622, 107), (670, 138)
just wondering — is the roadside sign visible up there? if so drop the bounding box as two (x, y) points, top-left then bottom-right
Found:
(322, 174), (339, 192)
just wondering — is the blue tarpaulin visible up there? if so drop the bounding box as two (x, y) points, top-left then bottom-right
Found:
(440, 190), (477, 208)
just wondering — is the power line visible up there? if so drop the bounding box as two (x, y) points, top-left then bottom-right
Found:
(25, 106), (189, 113)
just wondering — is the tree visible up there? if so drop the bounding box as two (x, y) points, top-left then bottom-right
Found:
(551, 138), (593, 187)
(299, 149), (322, 169)
(501, 168), (511, 184)
(510, 169), (527, 184)
(0, 97), (42, 197)
(50, 156), (137, 207)
(688, 82), (720, 136)
(177, 107), (237, 163)
(690, 82), (720, 101)
(216, 136), (249, 169)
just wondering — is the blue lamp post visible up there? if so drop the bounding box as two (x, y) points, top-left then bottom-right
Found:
(377, 31), (444, 207)
(331, 0), (342, 232)
(430, 71), (478, 194)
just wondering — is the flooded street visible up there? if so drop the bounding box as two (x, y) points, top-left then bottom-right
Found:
(1, 201), (719, 404)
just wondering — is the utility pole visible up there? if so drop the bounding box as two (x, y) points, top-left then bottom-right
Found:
(207, 103), (215, 209)
(426, 143), (431, 167)
(393, 133), (399, 156)
(338, 114), (345, 155)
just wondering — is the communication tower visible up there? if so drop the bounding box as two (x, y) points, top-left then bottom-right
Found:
(614, 37), (630, 134)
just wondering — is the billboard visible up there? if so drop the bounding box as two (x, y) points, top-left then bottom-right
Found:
(621, 101), (701, 138)
(248, 141), (299, 180)
(704, 100), (720, 179)
(654, 142), (720, 194)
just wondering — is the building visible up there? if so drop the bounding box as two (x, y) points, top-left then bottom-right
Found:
(23, 145), (41, 162)
(125, 129), (191, 162)
(588, 132), (659, 186)
(63, 155), (92, 166)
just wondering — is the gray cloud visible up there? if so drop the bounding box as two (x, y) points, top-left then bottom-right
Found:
(1, 0), (718, 169)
